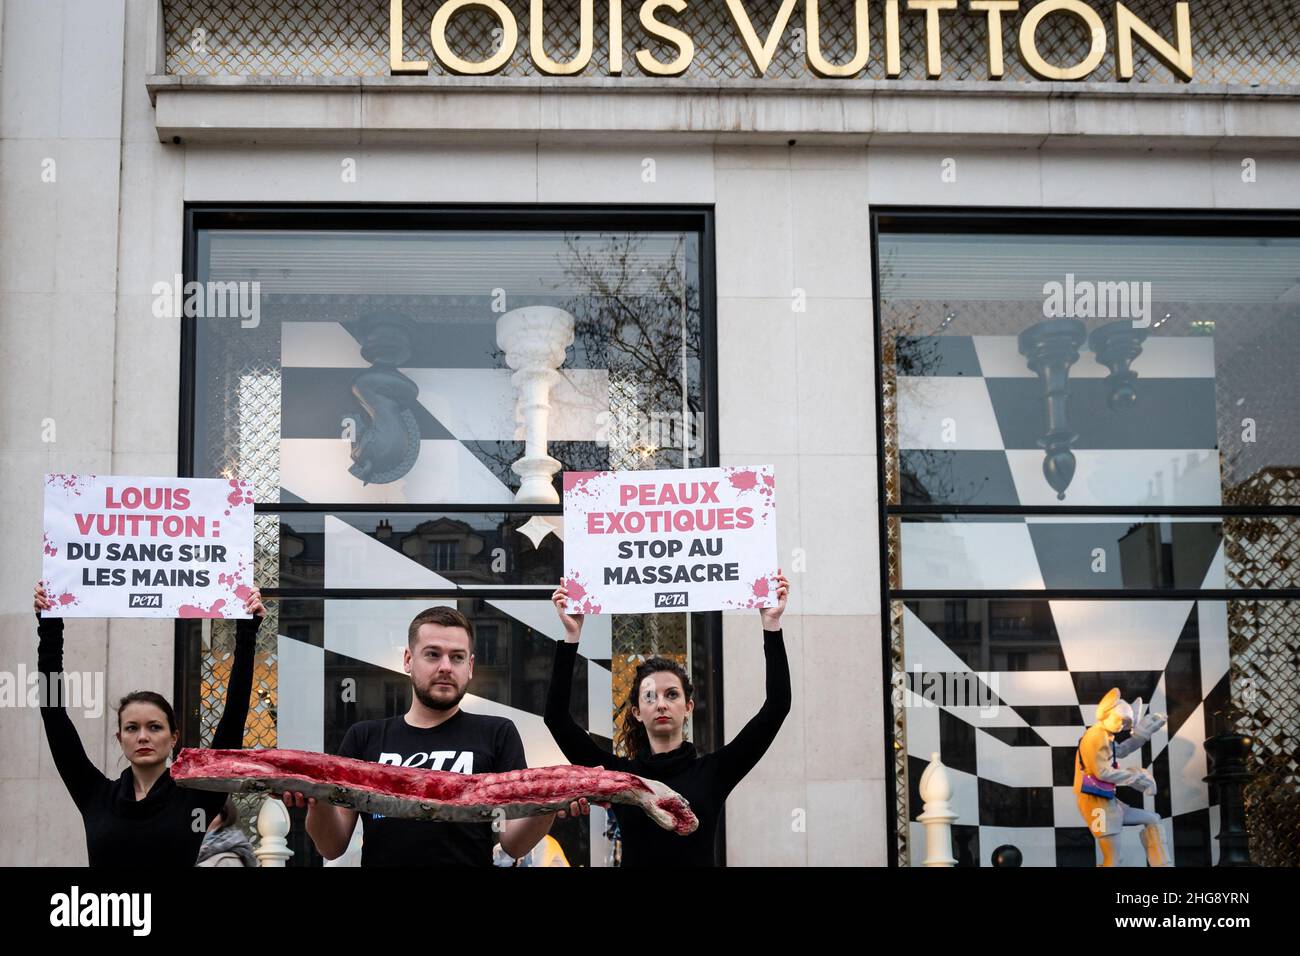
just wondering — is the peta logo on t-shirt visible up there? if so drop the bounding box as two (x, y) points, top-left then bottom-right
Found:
(378, 750), (474, 773)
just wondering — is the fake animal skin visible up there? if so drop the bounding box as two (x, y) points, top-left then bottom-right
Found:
(172, 748), (699, 835)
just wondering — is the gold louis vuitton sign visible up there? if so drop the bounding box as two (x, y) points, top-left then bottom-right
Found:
(389, 0), (1193, 81)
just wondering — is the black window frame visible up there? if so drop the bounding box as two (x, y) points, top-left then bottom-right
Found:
(175, 203), (724, 861)
(871, 206), (1300, 867)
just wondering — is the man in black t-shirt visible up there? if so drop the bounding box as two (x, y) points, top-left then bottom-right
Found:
(279, 606), (564, 866)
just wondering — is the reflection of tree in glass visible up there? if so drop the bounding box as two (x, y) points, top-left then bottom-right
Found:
(563, 232), (703, 470)
(474, 233), (704, 484)
(879, 249), (989, 506)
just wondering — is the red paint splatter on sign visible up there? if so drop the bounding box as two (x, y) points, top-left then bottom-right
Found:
(563, 471), (607, 498)
(227, 479), (253, 507)
(728, 469), (758, 491)
(564, 573), (601, 614)
(179, 599), (227, 619)
(48, 473), (89, 496)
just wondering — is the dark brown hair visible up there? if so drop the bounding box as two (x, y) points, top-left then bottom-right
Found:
(407, 606), (475, 653)
(615, 657), (694, 759)
(217, 796), (240, 830)
(115, 691), (180, 762)
(116, 691), (178, 734)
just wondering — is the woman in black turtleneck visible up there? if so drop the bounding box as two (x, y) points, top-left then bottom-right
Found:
(546, 572), (790, 866)
(33, 580), (264, 867)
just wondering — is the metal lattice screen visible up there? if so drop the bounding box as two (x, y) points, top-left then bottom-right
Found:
(1221, 471), (1300, 869)
(198, 318), (282, 752)
(163, 0), (1300, 86)
(888, 600), (909, 865)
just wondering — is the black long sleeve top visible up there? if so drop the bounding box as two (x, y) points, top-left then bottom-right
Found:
(36, 612), (259, 867)
(544, 629), (790, 866)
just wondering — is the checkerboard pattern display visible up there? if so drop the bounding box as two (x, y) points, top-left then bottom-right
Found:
(896, 335), (1228, 866)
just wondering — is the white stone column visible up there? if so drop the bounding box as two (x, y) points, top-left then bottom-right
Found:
(254, 796), (294, 867)
(917, 752), (958, 867)
(496, 306), (576, 504)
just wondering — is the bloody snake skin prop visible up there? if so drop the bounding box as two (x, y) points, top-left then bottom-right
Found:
(172, 748), (698, 835)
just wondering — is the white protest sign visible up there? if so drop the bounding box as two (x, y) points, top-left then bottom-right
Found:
(562, 465), (779, 615)
(41, 474), (255, 619)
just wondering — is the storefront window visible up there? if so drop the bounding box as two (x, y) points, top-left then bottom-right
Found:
(179, 210), (717, 866)
(192, 227), (706, 498)
(877, 215), (1300, 867)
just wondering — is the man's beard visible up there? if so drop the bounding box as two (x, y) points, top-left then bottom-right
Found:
(414, 679), (466, 711)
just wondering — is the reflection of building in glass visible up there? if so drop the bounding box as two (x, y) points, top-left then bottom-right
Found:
(400, 518), (479, 578)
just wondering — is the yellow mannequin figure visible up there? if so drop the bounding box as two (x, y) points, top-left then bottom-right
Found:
(1074, 688), (1173, 867)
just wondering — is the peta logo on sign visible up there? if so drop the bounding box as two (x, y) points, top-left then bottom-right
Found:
(654, 592), (689, 608)
(128, 593), (162, 608)
(379, 750), (474, 773)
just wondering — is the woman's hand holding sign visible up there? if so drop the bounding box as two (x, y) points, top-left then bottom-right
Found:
(34, 580), (53, 615)
(551, 583), (583, 644)
(243, 585), (266, 621)
(759, 569), (788, 632)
